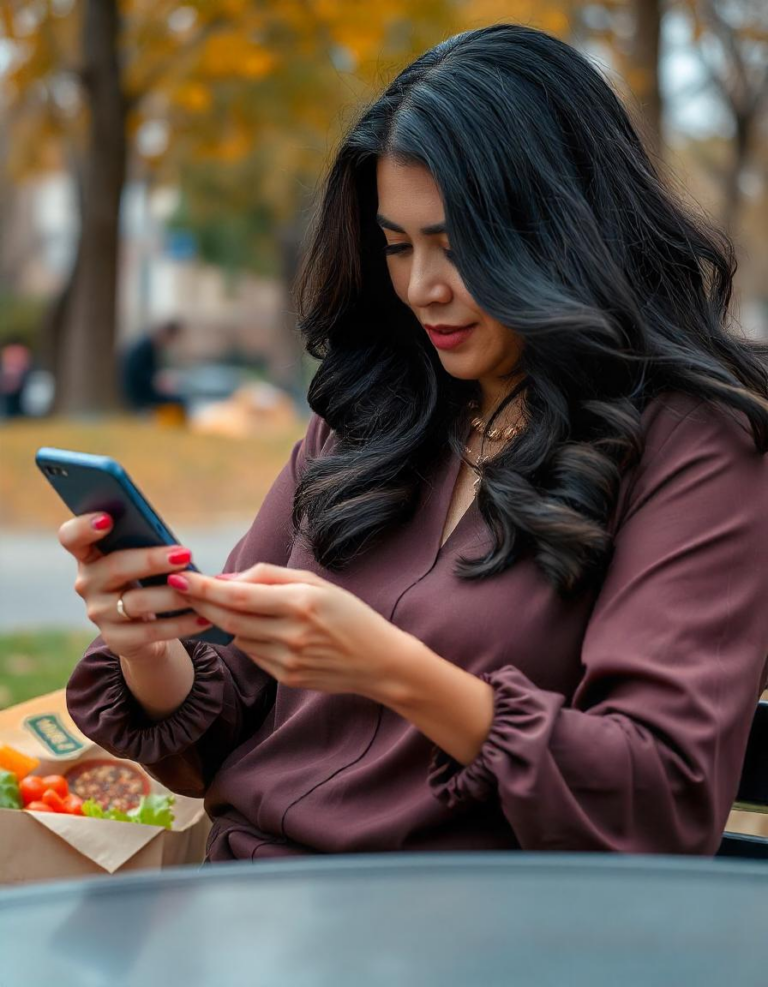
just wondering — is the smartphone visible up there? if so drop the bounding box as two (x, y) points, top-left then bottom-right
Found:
(35, 447), (234, 646)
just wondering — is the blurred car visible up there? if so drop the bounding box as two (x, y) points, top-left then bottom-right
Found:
(157, 363), (251, 415)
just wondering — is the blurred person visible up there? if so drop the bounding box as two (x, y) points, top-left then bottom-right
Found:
(0, 337), (33, 418)
(120, 318), (185, 412)
(60, 25), (768, 860)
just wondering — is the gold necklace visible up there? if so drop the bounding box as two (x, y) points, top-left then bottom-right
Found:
(468, 399), (527, 441)
(463, 400), (527, 492)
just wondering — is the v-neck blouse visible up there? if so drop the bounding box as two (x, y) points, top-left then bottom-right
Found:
(66, 392), (768, 857)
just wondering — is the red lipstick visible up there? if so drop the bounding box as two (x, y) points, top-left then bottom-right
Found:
(424, 323), (476, 350)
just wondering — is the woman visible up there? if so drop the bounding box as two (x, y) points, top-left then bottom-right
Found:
(63, 24), (768, 857)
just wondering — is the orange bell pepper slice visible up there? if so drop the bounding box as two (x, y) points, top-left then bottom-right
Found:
(0, 745), (40, 781)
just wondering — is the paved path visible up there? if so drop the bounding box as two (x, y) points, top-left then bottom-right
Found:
(0, 522), (251, 632)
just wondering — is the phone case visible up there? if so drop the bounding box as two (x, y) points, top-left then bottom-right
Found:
(35, 447), (234, 646)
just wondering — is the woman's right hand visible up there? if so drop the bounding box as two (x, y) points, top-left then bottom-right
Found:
(58, 512), (212, 663)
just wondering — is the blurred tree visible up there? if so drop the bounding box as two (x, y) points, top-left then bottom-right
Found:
(2, 0), (581, 412)
(685, 0), (768, 235)
(630, 0), (663, 158)
(577, 0), (768, 237)
(572, 0), (664, 159)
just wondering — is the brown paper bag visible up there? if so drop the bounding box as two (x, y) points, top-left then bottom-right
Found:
(0, 690), (211, 885)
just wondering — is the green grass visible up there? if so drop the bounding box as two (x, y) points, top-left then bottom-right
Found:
(0, 630), (96, 710)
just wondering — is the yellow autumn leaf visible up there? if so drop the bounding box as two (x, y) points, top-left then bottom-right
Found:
(243, 48), (276, 79)
(217, 0), (252, 16)
(313, 0), (346, 20)
(173, 82), (213, 112)
(538, 8), (571, 36)
(209, 127), (252, 163)
(200, 31), (266, 77)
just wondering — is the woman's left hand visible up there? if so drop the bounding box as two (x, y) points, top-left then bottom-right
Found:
(168, 563), (410, 703)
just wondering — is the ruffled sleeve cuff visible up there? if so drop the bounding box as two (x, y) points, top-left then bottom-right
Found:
(66, 637), (226, 766)
(427, 665), (565, 810)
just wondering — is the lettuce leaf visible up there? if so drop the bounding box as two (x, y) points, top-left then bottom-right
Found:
(82, 794), (174, 829)
(128, 793), (175, 829)
(81, 799), (131, 822)
(0, 769), (22, 810)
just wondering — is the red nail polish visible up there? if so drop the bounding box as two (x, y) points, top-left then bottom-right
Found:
(196, 617), (212, 627)
(168, 548), (192, 565)
(167, 574), (190, 592)
(91, 514), (111, 531)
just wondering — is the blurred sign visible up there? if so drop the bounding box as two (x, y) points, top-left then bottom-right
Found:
(164, 230), (197, 261)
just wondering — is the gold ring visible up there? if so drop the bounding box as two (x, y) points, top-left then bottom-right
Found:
(116, 595), (132, 621)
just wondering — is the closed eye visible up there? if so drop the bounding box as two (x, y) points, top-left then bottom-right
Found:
(383, 243), (410, 256)
(384, 243), (456, 263)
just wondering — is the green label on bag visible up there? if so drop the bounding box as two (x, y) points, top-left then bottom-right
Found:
(23, 714), (86, 758)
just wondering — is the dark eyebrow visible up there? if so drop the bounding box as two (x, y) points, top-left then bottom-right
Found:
(376, 214), (446, 236)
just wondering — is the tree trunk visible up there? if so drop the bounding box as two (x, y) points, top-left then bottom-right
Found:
(721, 111), (751, 239)
(630, 0), (663, 160)
(56, 0), (126, 414)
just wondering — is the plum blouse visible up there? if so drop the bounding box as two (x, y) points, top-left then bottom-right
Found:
(66, 391), (768, 859)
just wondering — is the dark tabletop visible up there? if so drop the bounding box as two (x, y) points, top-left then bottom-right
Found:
(1, 853), (766, 987)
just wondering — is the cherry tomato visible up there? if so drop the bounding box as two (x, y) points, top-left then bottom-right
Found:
(62, 794), (84, 816)
(25, 800), (54, 812)
(41, 788), (67, 813)
(19, 775), (46, 806)
(40, 775), (69, 799)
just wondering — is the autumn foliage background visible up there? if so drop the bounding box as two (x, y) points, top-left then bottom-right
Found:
(1, 0), (766, 415)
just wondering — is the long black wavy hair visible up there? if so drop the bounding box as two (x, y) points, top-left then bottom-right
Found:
(293, 23), (768, 598)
